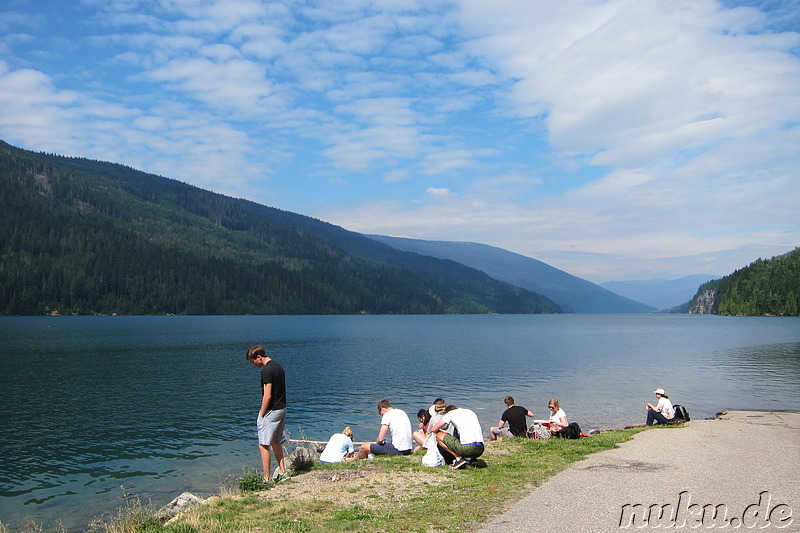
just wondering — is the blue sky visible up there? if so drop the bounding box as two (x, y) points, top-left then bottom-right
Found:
(1, 0), (798, 283)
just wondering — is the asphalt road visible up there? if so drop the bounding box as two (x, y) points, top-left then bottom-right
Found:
(479, 411), (800, 532)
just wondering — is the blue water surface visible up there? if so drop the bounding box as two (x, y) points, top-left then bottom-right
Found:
(1, 314), (798, 530)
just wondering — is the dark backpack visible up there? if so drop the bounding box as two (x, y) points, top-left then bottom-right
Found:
(673, 404), (690, 422)
(556, 422), (582, 439)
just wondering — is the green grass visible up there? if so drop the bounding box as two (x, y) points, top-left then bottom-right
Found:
(14, 429), (646, 533)
(237, 469), (274, 493)
(161, 429), (642, 533)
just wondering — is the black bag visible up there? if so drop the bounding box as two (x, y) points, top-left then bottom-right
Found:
(673, 404), (690, 421)
(556, 422), (581, 439)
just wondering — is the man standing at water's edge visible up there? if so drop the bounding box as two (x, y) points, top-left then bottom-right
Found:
(246, 345), (288, 483)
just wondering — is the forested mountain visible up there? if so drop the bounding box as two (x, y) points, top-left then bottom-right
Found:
(0, 140), (560, 316)
(688, 249), (800, 316)
(367, 236), (655, 313)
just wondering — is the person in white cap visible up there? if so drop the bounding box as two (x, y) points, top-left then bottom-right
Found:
(645, 388), (676, 426)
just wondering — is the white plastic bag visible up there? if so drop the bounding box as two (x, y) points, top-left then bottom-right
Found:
(421, 433), (444, 467)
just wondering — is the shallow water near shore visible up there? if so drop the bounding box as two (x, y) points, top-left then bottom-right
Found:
(1, 314), (799, 530)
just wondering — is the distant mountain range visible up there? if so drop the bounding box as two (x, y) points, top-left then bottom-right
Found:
(367, 236), (656, 313)
(600, 275), (717, 310)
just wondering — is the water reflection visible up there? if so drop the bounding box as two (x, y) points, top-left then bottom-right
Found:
(698, 342), (800, 409)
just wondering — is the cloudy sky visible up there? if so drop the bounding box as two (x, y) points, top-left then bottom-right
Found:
(1, 0), (798, 283)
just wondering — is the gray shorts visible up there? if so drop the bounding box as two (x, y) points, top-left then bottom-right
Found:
(369, 441), (412, 456)
(257, 409), (286, 446)
(490, 426), (514, 438)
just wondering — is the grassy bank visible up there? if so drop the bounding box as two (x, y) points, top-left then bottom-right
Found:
(5, 428), (644, 533)
(110, 428), (644, 532)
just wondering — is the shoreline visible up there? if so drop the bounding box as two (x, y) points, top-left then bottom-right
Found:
(157, 410), (799, 532)
(0, 409), (800, 531)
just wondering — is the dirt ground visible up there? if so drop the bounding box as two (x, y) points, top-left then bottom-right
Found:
(259, 464), (449, 510)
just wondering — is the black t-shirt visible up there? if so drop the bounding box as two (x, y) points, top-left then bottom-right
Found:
(260, 359), (286, 411)
(501, 405), (529, 436)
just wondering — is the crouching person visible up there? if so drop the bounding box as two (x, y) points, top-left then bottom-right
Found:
(430, 405), (484, 469)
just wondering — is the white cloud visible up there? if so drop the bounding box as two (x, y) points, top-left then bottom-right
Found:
(0, 59), (276, 196)
(320, 0), (800, 280)
(146, 56), (275, 116)
(233, 22), (289, 60)
(456, 0), (800, 168)
(426, 187), (452, 197)
(421, 149), (479, 174)
(0, 62), (81, 151)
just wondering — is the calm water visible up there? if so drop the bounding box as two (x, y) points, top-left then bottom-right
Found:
(1, 314), (799, 530)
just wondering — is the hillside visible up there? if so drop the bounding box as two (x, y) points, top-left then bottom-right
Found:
(0, 140), (560, 316)
(688, 249), (799, 316)
(600, 275), (716, 310)
(367, 236), (656, 313)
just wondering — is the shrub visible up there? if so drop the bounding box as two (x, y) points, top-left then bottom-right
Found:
(237, 470), (272, 494)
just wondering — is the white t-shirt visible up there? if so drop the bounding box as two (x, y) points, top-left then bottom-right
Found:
(549, 408), (567, 427)
(430, 413), (452, 435)
(319, 433), (354, 463)
(441, 408), (484, 444)
(657, 398), (675, 419)
(382, 408), (413, 451)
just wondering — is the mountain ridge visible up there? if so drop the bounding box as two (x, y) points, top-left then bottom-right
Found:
(366, 236), (656, 313)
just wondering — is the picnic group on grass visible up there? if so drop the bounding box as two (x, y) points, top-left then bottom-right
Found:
(247, 344), (683, 481)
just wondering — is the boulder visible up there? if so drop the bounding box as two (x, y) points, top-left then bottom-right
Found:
(271, 444), (320, 478)
(154, 491), (204, 522)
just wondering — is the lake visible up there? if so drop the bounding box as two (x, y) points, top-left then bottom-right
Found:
(1, 314), (799, 530)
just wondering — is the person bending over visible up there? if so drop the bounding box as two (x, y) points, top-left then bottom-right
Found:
(431, 405), (485, 469)
(320, 427), (356, 463)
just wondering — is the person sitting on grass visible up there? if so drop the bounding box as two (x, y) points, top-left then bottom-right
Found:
(354, 399), (413, 459)
(546, 398), (568, 435)
(412, 409), (432, 451)
(645, 388), (676, 426)
(430, 405), (485, 469)
(489, 396), (534, 440)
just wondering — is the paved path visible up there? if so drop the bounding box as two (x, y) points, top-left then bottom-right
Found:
(479, 411), (800, 532)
